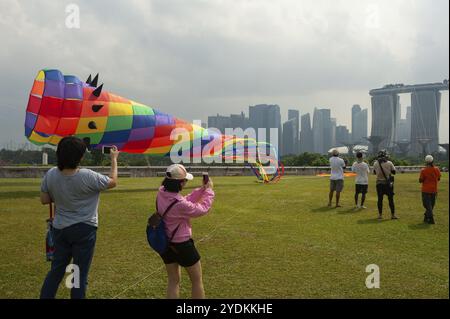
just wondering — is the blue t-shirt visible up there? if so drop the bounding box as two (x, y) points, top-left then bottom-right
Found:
(41, 167), (110, 229)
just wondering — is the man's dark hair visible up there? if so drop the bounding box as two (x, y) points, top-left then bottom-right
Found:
(56, 136), (87, 170)
(356, 152), (363, 159)
(162, 178), (184, 193)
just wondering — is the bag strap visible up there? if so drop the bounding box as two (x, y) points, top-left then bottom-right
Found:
(378, 160), (390, 181)
(156, 198), (179, 218)
(169, 225), (181, 243)
(156, 198), (181, 243)
(49, 203), (53, 220)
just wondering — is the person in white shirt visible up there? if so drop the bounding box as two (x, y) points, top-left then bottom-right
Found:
(328, 149), (346, 208)
(351, 152), (370, 209)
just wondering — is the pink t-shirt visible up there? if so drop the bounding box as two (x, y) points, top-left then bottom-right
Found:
(156, 186), (215, 243)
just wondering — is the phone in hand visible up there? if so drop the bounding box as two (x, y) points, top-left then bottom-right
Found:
(102, 145), (114, 154)
(202, 172), (209, 185)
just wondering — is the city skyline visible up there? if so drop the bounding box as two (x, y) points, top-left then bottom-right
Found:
(0, 0), (448, 148)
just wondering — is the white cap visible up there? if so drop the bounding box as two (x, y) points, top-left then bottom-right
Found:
(166, 164), (194, 180)
(425, 155), (434, 163)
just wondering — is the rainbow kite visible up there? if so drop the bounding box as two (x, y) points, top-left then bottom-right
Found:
(25, 69), (283, 183)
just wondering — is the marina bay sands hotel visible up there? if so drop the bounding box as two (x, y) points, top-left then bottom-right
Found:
(369, 80), (449, 155)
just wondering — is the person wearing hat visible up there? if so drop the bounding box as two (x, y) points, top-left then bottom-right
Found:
(328, 149), (346, 208)
(156, 164), (214, 299)
(373, 150), (397, 220)
(419, 155), (441, 224)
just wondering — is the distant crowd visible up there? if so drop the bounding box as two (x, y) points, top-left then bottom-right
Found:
(328, 149), (441, 223)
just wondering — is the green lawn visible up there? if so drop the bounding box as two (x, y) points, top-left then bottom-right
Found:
(0, 174), (448, 299)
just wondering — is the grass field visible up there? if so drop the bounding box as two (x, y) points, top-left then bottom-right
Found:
(0, 174), (448, 299)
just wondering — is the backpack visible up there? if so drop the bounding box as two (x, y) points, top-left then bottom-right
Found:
(146, 199), (180, 254)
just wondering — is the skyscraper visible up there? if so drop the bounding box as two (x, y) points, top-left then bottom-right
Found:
(410, 90), (441, 154)
(282, 119), (296, 156)
(351, 105), (368, 144)
(312, 108), (332, 154)
(249, 104), (282, 154)
(396, 106), (411, 141)
(369, 82), (448, 154)
(288, 109), (300, 154)
(300, 113), (314, 153)
(336, 125), (350, 145)
(208, 112), (250, 133)
(208, 114), (231, 134)
(330, 118), (337, 147)
(230, 112), (250, 130)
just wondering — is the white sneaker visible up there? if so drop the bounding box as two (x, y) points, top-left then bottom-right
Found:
(361, 206), (367, 209)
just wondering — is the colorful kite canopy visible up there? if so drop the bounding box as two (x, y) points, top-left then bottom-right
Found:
(25, 69), (283, 182)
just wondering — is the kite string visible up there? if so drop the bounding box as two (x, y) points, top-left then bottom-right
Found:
(111, 210), (240, 299)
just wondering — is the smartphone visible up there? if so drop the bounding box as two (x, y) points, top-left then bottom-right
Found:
(102, 145), (114, 154)
(202, 172), (209, 185)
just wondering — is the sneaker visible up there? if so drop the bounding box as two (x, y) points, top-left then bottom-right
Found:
(428, 217), (435, 225)
(361, 206), (367, 209)
(391, 215), (398, 220)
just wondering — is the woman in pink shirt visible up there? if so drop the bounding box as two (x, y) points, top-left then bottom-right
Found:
(157, 164), (214, 299)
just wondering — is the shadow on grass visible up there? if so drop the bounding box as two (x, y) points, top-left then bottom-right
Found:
(311, 206), (335, 212)
(357, 218), (390, 224)
(338, 208), (361, 214)
(408, 223), (432, 230)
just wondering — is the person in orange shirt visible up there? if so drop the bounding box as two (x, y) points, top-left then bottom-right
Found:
(419, 155), (441, 224)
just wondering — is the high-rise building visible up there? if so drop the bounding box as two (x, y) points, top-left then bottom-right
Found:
(336, 125), (350, 145)
(208, 112), (250, 133)
(312, 108), (332, 154)
(249, 104), (282, 154)
(282, 119), (296, 156)
(410, 90), (441, 154)
(288, 109), (300, 154)
(207, 114), (231, 134)
(369, 82), (448, 154)
(300, 113), (314, 153)
(330, 118), (337, 148)
(396, 106), (411, 141)
(230, 112), (250, 130)
(351, 105), (368, 144)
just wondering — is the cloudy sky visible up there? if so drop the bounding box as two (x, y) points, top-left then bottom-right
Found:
(0, 0), (448, 148)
